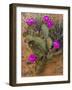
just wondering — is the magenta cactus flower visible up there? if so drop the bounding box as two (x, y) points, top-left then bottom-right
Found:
(25, 18), (36, 26)
(28, 54), (38, 63)
(43, 15), (49, 23)
(53, 40), (60, 49)
(47, 19), (54, 29)
(43, 15), (54, 29)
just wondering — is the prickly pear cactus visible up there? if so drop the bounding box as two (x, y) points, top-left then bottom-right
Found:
(21, 14), (63, 76)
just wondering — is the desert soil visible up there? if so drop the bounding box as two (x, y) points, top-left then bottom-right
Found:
(21, 54), (63, 76)
(38, 54), (63, 76)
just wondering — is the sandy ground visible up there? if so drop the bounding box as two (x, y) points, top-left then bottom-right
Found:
(38, 54), (63, 76)
(21, 54), (63, 76)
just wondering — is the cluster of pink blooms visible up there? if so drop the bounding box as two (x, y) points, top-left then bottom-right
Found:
(43, 15), (54, 29)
